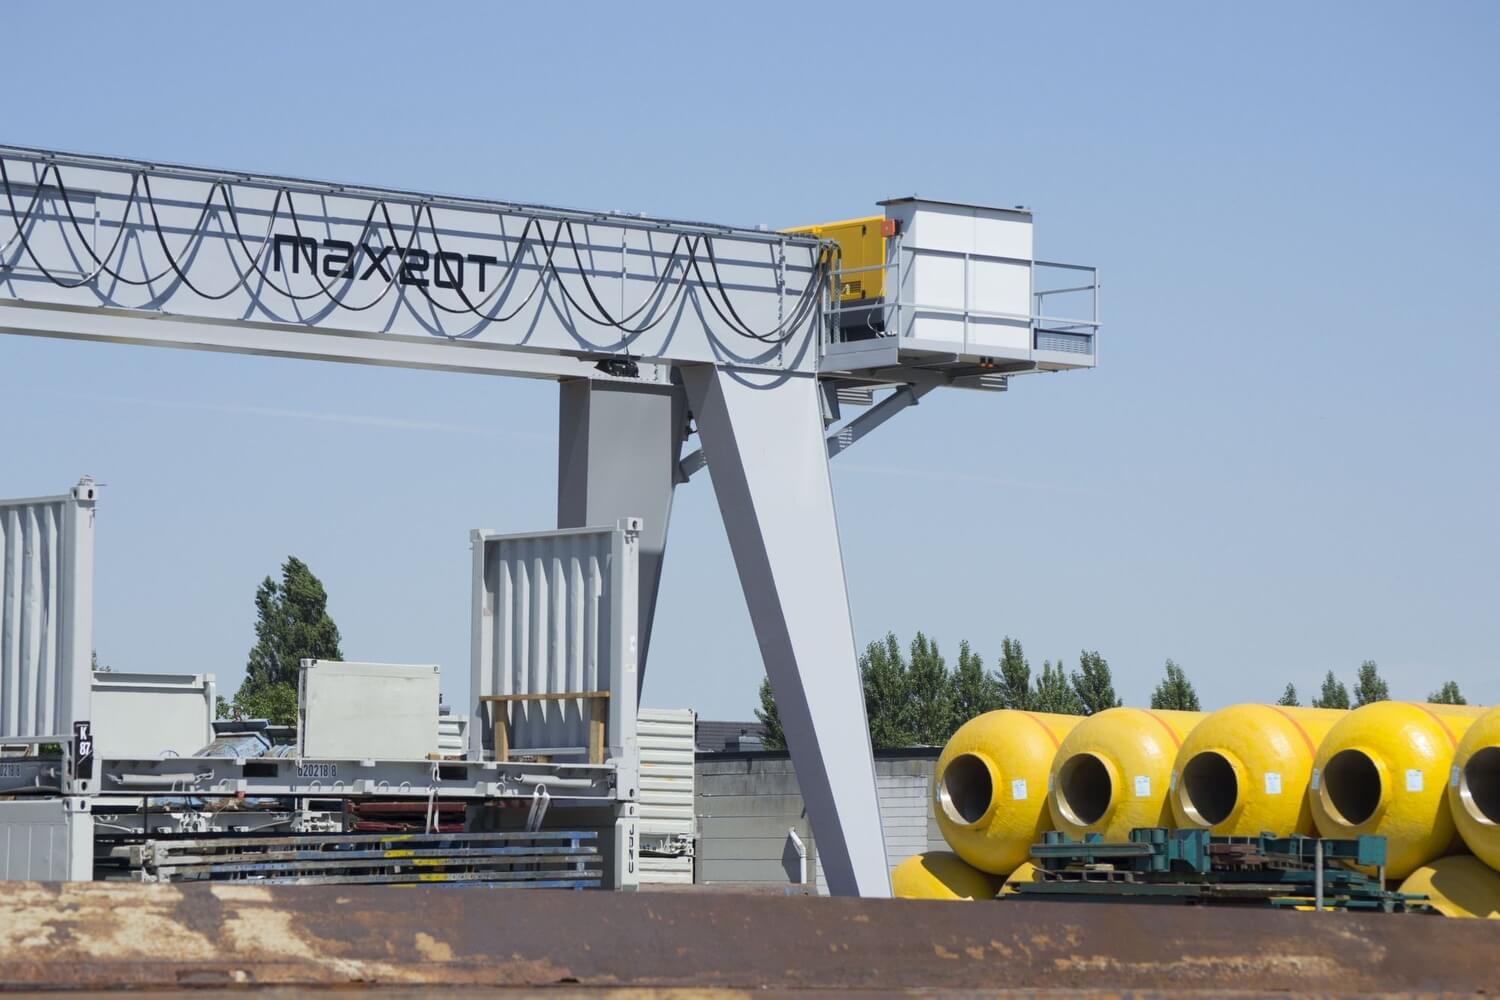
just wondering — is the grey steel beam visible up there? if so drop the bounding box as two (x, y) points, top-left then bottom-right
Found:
(825, 383), (934, 459)
(0, 302), (670, 383)
(679, 364), (888, 897)
(678, 383), (934, 480)
(558, 379), (686, 692)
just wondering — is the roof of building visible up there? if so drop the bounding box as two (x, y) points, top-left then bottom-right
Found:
(695, 719), (767, 753)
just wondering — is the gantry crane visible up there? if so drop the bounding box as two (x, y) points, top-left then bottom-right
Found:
(0, 144), (1097, 895)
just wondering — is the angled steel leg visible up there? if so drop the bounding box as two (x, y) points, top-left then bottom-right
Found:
(558, 379), (687, 694)
(679, 365), (890, 897)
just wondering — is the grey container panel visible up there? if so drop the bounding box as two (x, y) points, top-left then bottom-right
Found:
(637, 707), (694, 836)
(471, 521), (639, 764)
(0, 480), (94, 741)
(91, 671), (214, 758)
(0, 798), (91, 880)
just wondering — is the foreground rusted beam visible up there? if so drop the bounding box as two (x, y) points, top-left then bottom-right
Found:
(0, 882), (1496, 993)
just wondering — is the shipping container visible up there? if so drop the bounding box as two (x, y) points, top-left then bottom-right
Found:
(470, 519), (640, 768)
(0, 478), (94, 746)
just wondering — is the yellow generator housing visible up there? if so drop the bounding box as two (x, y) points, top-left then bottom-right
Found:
(1310, 701), (1484, 879)
(782, 214), (890, 305)
(1048, 707), (1205, 841)
(933, 710), (1081, 875)
(1449, 704), (1500, 871)
(1171, 704), (1344, 837)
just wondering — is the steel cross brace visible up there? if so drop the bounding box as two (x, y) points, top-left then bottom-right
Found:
(676, 383), (934, 482)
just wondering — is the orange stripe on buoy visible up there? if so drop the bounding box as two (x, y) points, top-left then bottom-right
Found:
(1021, 711), (1062, 750)
(1411, 702), (1459, 748)
(1267, 706), (1317, 756)
(1141, 709), (1185, 749)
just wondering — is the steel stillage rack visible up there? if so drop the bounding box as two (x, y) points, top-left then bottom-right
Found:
(1015, 828), (1434, 913)
(125, 830), (601, 888)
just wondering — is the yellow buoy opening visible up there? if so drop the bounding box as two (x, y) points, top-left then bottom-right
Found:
(1322, 748), (1383, 826)
(1180, 751), (1239, 827)
(938, 752), (994, 827)
(1056, 752), (1113, 827)
(1460, 745), (1500, 827)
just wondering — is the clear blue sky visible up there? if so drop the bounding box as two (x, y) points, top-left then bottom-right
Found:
(2, 2), (1495, 716)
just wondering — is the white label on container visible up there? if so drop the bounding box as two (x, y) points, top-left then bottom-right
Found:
(1011, 778), (1028, 801)
(1451, 765), (1461, 789)
(1170, 770), (1178, 791)
(1133, 775), (1151, 797)
(1264, 772), (1282, 795)
(1406, 769), (1424, 793)
(1310, 768), (1321, 791)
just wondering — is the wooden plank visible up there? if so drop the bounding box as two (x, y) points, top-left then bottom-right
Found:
(480, 692), (611, 762)
(588, 698), (606, 765)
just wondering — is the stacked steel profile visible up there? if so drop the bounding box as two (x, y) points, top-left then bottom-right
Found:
(893, 701), (1500, 917)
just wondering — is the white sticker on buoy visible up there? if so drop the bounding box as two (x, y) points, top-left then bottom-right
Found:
(1011, 778), (1028, 801)
(1264, 772), (1282, 795)
(1451, 765), (1461, 789)
(1310, 768), (1321, 791)
(1133, 775), (1151, 797)
(1406, 768), (1424, 793)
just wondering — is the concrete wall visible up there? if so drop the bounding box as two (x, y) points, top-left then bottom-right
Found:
(695, 751), (943, 890)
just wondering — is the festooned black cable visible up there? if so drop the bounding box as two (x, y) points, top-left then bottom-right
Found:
(1, 156), (828, 343)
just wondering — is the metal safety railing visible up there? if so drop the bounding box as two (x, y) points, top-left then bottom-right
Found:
(822, 235), (1099, 358)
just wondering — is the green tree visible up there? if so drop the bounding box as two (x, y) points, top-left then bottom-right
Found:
(907, 632), (954, 745)
(1312, 670), (1350, 710)
(1033, 658), (1084, 715)
(1352, 660), (1389, 707)
(1071, 650), (1121, 716)
(1428, 680), (1467, 706)
(996, 637), (1033, 711)
(229, 556), (343, 725)
(860, 633), (915, 748)
(1149, 659), (1201, 711)
(228, 682), (298, 725)
(753, 677), (786, 750)
(1276, 683), (1300, 707)
(950, 640), (1001, 728)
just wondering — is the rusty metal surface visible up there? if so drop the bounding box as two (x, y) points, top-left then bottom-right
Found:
(0, 882), (1497, 994)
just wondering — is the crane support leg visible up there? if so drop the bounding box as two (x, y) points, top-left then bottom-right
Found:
(558, 379), (686, 694)
(679, 365), (890, 898)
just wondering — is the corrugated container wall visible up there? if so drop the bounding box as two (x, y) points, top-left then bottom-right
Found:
(0, 479), (95, 742)
(637, 708), (696, 885)
(470, 520), (640, 764)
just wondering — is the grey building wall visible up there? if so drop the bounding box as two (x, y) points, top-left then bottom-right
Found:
(695, 750), (944, 889)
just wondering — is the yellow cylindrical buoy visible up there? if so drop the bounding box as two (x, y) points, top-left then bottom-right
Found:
(1398, 855), (1500, 918)
(1309, 701), (1485, 879)
(1171, 704), (1344, 836)
(933, 710), (1082, 875)
(890, 851), (1000, 900)
(1449, 704), (1500, 871)
(999, 860), (1041, 896)
(1047, 707), (1205, 841)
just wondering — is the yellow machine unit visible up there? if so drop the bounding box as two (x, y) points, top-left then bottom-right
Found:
(782, 214), (893, 304)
